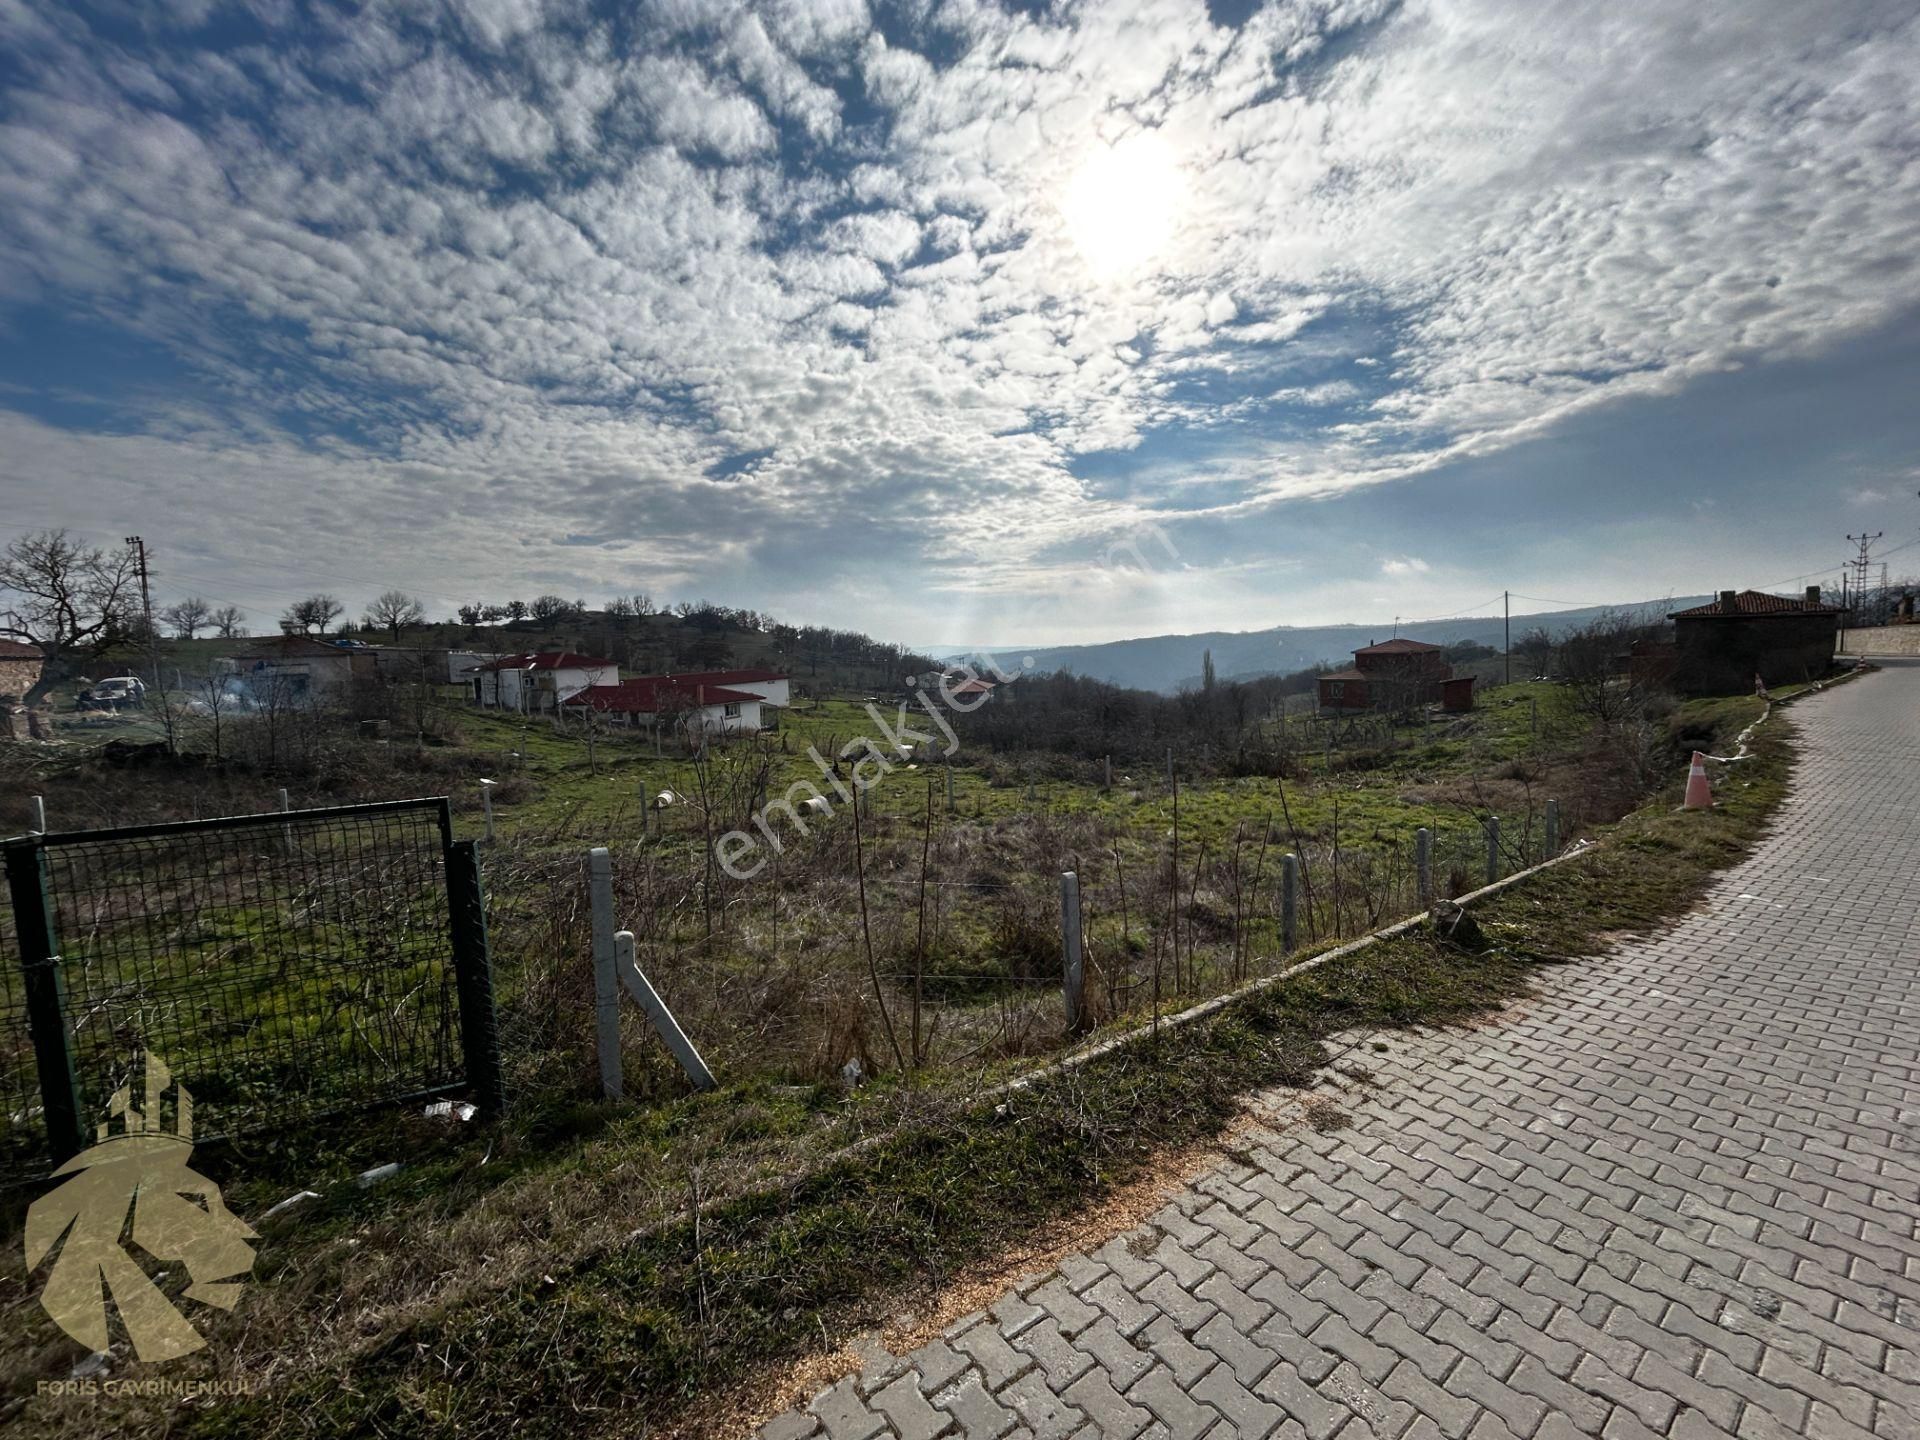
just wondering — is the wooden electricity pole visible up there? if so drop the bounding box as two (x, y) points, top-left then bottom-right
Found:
(1503, 590), (1511, 686)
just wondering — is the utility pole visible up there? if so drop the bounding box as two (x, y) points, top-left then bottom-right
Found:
(1503, 590), (1511, 686)
(124, 535), (160, 691)
(1847, 533), (1882, 628)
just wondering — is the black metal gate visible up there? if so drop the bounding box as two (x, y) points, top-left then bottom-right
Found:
(1, 797), (502, 1177)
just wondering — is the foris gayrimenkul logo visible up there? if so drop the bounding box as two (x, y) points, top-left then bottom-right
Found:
(25, 1054), (256, 1362)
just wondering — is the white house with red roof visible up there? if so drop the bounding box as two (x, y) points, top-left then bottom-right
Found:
(473, 650), (618, 712)
(560, 675), (767, 736)
(652, 668), (790, 709)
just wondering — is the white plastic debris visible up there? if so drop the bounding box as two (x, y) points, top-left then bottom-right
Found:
(355, 1162), (403, 1188)
(424, 1099), (477, 1122)
(71, 1351), (112, 1380)
(839, 1057), (864, 1087)
(261, 1189), (322, 1220)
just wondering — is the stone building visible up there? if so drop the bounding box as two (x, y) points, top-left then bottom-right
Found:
(1667, 587), (1840, 695)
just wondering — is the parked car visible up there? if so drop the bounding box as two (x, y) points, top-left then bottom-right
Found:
(330, 638), (371, 650)
(77, 676), (146, 709)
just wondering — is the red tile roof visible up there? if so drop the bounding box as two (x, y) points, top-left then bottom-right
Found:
(562, 679), (761, 713)
(1319, 668), (1368, 681)
(1669, 591), (1841, 619)
(1353, 638), (1443, 655)
(478, 651), (617, 672)
(0, 639), (44, 660)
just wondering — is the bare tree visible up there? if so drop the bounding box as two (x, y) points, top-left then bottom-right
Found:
(364, 589), (426, 642)
(160, 595), (212, 639)
(0, 529), (140, 706)
(529, 594), (577, 623)
(1557, 611), (1667, 731)
(281, 594), (344, 634)
(1514, 626), (1555, 679)
(208, 604), (245, 639)
(504, 599), (529, 622)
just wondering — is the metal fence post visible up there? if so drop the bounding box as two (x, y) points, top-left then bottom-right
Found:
(1061, 871), (1086, 1032)
(1280, 853), (1298, 954)
(1415, 827), (1432, 909)
(589, 846), (622, 1100)
(614, 931), (716, 1090)
(1544, 799), (1560, 859)
(445, 839), (506, 1116)
(5, 838), (84, 1163)
(1485, 815), (1501, 886)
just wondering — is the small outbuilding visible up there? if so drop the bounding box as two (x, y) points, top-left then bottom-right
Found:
(1667, 587), (1840, 695)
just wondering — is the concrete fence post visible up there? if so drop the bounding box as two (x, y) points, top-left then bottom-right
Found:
(28, 795), (45, 835)
(946, 764), (955, 814)
(1280, 853), (1299, 954)
(1103, 755), (1112, 790)
(279, 787), (292, 850)
(1544, 799), (1560, 859)
(615, 930), (717, 1091)
(589, 847), (622, 1099)
(1485, 815), (1501, 887)
(1061, 871), (1086, 1033)
(1415, 827), (1432, 909)
(479, 779), (497, 843)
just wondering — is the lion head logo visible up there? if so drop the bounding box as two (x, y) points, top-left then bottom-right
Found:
(25, 1054), (256, 1362)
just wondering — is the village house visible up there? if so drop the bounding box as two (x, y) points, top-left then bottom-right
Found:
(656, 668), (791, 709)
(1317, 637), (1474, 714)
(220, 636), (373, 698)
(472, 651), (618, 712)
(561, 675), (766, 736)
(0, 639), (46, 700)
(1667, 587), (1840, 694)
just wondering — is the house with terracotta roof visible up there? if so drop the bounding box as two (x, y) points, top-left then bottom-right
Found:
(1668, 587), (1840, 694)
(1317, 637), (1473, 714)
(472, 651), (618, 712)
(560, 676), (765, 736)
(653, 669), (790, 709)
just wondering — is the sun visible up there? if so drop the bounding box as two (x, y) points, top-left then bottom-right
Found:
(1060, 131), (1186, 278)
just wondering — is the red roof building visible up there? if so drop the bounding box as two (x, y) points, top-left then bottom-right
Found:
(1319, 637), (1472, 713)
(563, 677), (767, 735)
(1667, 587), (1841, 694)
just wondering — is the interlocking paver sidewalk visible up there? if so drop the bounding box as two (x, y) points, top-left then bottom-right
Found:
(762, 665), (1920, 1439)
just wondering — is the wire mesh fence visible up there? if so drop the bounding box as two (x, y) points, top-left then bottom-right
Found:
(0, 797), (496, 1180)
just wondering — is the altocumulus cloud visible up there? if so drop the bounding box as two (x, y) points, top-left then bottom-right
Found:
(0, 0), (1915, 633)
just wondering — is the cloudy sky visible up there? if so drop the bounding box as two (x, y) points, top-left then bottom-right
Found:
(2, 0), (1916, 646)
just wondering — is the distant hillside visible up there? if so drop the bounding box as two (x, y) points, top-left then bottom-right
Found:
(956, 598), (1709, 694)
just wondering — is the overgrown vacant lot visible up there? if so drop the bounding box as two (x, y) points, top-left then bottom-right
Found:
(0, 669), (1805, 1438)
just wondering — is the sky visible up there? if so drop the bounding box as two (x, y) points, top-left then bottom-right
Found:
(1, 0), (1917, 647)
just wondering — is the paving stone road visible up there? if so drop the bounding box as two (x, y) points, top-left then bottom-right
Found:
(761, 665), (1920, 1440)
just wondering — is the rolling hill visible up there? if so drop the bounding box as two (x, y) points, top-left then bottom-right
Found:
(951, 597), (1709, 694)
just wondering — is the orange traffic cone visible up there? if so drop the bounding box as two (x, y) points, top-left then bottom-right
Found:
(1683, 751), (1713, 809)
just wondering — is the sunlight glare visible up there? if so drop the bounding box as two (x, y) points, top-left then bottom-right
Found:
(1061, 131), (1185, 278)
